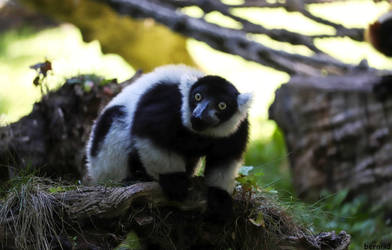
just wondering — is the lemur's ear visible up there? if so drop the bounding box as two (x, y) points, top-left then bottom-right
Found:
(237, 93), (252, 113)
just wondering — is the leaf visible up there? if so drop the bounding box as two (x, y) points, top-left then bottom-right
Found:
(249, 212), (265, 227)
(239, 166), (254, 176)
(83, 80), (94, 93)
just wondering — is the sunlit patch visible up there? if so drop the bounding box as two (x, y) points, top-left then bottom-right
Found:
(205, 11), (243, 29)
(221, 0), (244, 5)
(315, 37), (392, 69)
(0, 24), (134, 123)
(308, 0), (390, 28)
(181, 6), (204, 18)
(232, 7), (335, 36)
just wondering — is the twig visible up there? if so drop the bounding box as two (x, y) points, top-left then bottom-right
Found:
(161, 0), (323, 53)
(227, 0), (349, 8)
(300, 9), (363, 41)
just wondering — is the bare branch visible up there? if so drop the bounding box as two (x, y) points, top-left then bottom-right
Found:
(300, 9), (363, 41)
(103, 0), (362, 75)
(159, 0), (364, 60)
(161, 0), (324, 53)
(228, 0), (349, 8)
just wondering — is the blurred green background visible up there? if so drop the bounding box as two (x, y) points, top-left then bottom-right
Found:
(1, 0), (392, 248)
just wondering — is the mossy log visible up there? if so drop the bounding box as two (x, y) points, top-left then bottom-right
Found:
(0, 178), (351, 249)
(270, 72), (392, 209)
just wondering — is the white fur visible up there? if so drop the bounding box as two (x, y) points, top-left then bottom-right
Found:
(179, 71), (205, 130)
(86, 119), (130, 183)
(205, 160), (243, 193)
(134, 136), (186, 180)
(86, 64), (203, 184)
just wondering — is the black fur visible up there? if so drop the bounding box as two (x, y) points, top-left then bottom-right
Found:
(206, 186), (234, 222)
(159, 172), (190, 201)
(378, 18), (392, 56)
(206, 120), (249, 164)
(90, 105), (126, 157)
(127, 149), (153, 182)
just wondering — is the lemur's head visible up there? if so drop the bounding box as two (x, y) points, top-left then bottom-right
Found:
(181, 75), (252, 137)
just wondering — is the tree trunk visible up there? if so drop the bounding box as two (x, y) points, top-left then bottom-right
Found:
(270, 72), (392, 209)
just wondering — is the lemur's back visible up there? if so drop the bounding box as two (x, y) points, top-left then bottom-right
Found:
(85, 65), (204, 184)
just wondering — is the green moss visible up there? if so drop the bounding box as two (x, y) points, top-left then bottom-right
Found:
(115, 231), (143, 250)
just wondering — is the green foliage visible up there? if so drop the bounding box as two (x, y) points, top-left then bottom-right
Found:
(245, 123), (392, 249)
(245, 125), (293, 194)
(236, 166), (263, 191)
(65, 74), (116, 93)
(276, 189), (392, 250)
(311, 190), (392, 249)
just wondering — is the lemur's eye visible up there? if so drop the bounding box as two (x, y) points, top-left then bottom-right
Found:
(218, 102), (227, 110)
(194, 93), (202, 101)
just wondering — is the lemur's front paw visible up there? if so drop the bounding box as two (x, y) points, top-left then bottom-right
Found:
(206, 187), (234, 223)
(159, 172), (190, 201)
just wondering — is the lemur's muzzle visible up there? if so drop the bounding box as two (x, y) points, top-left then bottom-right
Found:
(191, 100), (219, 131)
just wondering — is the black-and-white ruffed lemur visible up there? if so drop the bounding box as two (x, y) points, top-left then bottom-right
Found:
(85, 65), (252, 220)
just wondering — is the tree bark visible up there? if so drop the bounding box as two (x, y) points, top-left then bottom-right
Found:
(270, 72), (392, 209)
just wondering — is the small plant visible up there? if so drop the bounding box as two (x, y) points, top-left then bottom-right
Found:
(314, 190), (392, 249)
(236, 167), (263, 198)
(30, 60), (52, 95)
